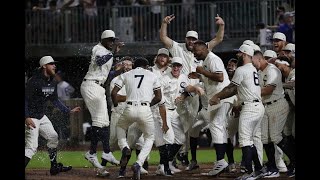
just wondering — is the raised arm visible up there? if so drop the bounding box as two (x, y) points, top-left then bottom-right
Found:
(207, 15), (225, 51)
(160, 14), (175, 49)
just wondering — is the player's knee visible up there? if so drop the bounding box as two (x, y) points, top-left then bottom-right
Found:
(47, 132), (59, 148)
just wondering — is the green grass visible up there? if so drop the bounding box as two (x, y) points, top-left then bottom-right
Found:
(26, 149), (288, 169)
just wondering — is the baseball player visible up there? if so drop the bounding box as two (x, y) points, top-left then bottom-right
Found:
(81, 30), (122, 176)
(253, 50), (295, 178)
(192, 40), (236, 176)
(160, 57), (204, 173)
(160, 14), (226, 167)
(25, 56), (81, 175)
(210, 44), (265, 179)
(150, 48), (176, 176)
(111, 57), (162, 180)
(249, 42), (289, 173)
(224, 58), (240, 173)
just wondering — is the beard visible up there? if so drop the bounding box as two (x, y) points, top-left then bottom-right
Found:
(237, 55), (244, 67)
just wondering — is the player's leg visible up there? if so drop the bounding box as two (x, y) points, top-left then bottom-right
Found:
(81, 85), (109, 169)
(236, 103), (264, 179)
(226, 112), (239, 173)
(39, 115), (72, 175)
(207, 103), (231, 175)
(168, 110), (185, 173)
(25, 118), (41, 167)
(153, 107), (174, 176)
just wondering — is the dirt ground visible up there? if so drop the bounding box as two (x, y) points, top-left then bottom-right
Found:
(25, 163), (295, 180)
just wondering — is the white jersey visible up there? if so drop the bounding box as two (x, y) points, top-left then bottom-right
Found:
(231, 63), (262, 104)
(110, 76), (127, 112)
(83, 42), (114, 85)
(259, 63), (285, 103)
(285, 68), (295, 106)
(57, 81), (74, 101)
(169, 41), (203, 75)
(114, 67), (161, 103)
(160, 72), (190, 110)
(151, 65), (171, 78)
(201, 52), (230, 98)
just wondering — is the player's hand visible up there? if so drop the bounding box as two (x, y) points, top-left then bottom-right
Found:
(231, 105), (241, 118)
(188, 72), (200, 79)
(70, 106), (81, 113)
(196, 66), (205, 74)
(215, 15), (225, 26)
(209, 96), (220, 105)
(163, 14), (175, 24)
(113, 41), (125, 54)
(195, 86), (205, 96)
(25, 118), (36, 129)
(162, 123), (169, 133)
(175, 96), (186, 104)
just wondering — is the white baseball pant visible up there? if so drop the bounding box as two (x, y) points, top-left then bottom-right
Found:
(238, 102), (265, 147)
(283, 106), (295, 138)
(209, 102), (232, 144)
(80, 81), (109, 127)
(117, 103), (155, 167)
(168, 109), (186, 145)
(261, 98), (289, 144)
(152, 106), (175, 147)
(25, 115), (58, 159)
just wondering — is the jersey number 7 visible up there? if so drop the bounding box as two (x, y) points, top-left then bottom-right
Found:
(135, 75), (144, 88)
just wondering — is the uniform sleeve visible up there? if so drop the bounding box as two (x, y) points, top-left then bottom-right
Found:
(208, 56), (224, 74)
(153, 76), (161, 91)
(114, 73), (125, 89)
(265, 66), (281, 87)
(231, 68), (243, 86)
(168, 41), (181, 57)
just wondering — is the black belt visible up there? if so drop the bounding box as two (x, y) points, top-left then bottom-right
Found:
(264, 99), (278, 105)
(83, 79), (103, 87)
(241, 99), (260, 105)
(127, 102), (149, 106)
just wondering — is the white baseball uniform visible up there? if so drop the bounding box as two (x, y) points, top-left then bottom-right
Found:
(201, 51), (235, 144)
(231, 63), (265, 148)
(168, 41), (201, 154)
(160, 72), (191, 145)
(114, 67), (161, 167)
(80, 42), (113, 128)
(260, 63), (289, 145)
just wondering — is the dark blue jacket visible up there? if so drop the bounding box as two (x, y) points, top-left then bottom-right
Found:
(25, 70), (70, 120)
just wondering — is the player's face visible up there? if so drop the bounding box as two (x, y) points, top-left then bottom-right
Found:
(226, 61), (237, 76)
(272, 39), (285, 53)
(193, 45), (206, 60)
(171, 63), (182, 78)
(252, 54), (261, 70)
(44, 63), (56, 76)
(102, 38), (116, 51)
(122, 60), (133, 72)
(156, 54), (170, 68)
(185, 37), (198, 51)
(236, 53), (244, 67)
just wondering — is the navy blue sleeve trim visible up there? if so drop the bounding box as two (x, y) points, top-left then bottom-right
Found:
(52, 99), (71, 114)
(96, 54), (113, 66)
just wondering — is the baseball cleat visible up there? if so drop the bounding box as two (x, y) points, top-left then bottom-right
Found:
(206, 159), (228, 176)
(185, 160), (199, 171)
(96, 167), (110, 177)
(85, 151), (103, 169)
(102, 151), (120, 165)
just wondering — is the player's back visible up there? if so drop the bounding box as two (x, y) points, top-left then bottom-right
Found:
(120, 67), (160, 103)
(232, 63), (261, 103)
